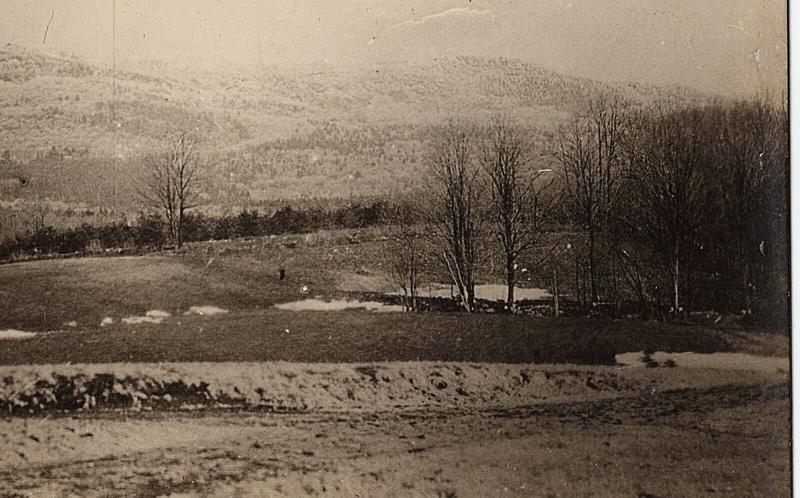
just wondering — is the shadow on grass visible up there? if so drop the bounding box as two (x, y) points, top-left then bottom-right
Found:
(0, 311), (731, 366)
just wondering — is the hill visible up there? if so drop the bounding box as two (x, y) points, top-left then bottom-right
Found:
(0, 44), (707, 214)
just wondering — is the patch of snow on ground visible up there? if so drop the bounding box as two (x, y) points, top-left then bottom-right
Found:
(146, 310), (171, 318)
(121, 316), (163, 325)
(184, 306), (229, 316)
(0, 329), (37, 340)
(121, 311), (170, 325)
(393, 283), (551, 301)
(615, 351), (788, 372)
(100, 317), (114, 327)
(275, 299), (405, 313)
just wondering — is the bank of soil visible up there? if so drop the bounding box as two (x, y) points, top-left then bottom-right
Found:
(0, 360), (790, 497)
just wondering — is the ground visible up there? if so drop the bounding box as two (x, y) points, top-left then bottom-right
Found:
(0, 234), (791, 497)
(0, 365), (789, 497)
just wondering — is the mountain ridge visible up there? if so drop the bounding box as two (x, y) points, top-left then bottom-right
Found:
(0, 44), (708, 206)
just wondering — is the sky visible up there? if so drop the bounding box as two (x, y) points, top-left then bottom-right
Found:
(0, 0), (788, 97)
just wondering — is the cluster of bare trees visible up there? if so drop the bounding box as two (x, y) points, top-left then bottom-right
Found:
(555, 95), (626, 307)
(385, 119), (557, 313)
(555, 96), (788, 320)
(386, 96), (788, 322)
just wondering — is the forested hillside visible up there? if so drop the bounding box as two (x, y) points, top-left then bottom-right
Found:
(0, 44), (706, 213)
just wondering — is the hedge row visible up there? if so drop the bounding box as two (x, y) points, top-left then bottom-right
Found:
(0, 202), (388, 261)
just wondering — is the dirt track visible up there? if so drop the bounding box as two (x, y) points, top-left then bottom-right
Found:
(0, 361), (790, 497)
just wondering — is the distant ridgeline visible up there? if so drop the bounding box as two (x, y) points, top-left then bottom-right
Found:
(0, 45), (708, 211)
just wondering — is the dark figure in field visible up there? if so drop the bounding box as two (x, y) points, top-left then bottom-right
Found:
(279, 268), (286, 281)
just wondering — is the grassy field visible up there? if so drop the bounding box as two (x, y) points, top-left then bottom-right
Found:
(0, 251), (331, 331)
(0, 309), (743, 365)
(0, 244), (788, 365)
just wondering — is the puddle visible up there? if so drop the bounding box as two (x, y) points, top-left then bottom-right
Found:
(397, 283), (551, 301)
(121, 310), (171, 325)
(275, 299), (405, 313)
(0, 329), (37, 340)
(184, 306), (229, 316)
(615, 351), (788, 372)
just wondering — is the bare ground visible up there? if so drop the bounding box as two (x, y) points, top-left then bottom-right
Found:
(0, 362), (789, 498)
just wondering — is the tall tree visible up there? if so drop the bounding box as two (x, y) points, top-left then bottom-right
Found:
(555, 99), (625, 304)
(480, 118), (552, 310)
(623, 107), (709, 313)
(713, 99), (788, 316)
(383, 197), (427, 312)
(138, 133), (200, 249)
(426, 123), (484, 312)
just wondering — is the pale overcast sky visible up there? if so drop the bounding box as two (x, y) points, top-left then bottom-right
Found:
(0, 0), (787, 97)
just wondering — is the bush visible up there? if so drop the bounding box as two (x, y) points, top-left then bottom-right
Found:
(0, 200), (390, 262)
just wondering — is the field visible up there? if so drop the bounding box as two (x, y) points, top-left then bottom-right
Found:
(0, 233), (791, 497)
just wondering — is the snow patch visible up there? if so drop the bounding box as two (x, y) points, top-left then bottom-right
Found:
(275, 299), (404, 312)
(184, 305), (229, 316)
(121, 310), (170, 325)
(0, 329), (37, 340)
(146, 310), (170, 318)
(394, 283), (551, 302)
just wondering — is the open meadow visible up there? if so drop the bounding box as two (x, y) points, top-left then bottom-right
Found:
(0, 233), (790, 497)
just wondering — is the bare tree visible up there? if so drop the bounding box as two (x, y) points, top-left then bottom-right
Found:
(554, 95), (626, 305)
(138, 133), (200, 249)
(383, 198), (427, 312)
(623, 106), (709, 313)
(713, 99), (788, 316)
(426, 123), (484, 312)
(480, 118), (553, 310)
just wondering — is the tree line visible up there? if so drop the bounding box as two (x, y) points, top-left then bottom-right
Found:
(384, 96), (789, 324)
(0, 201), (389, 262)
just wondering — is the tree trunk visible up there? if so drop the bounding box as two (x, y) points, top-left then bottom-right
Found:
(506, 254), (515, 311)
(743, 261), (753, 316)
(169, 217), (179, 250)
(176, 208), (185, 249)
(553, 267), (560, 317)
(672, 256), (680, 312)
(611, 231), (621, 315)
(588, 227), (599, 303)
(574, 255), (581, 308)
(410, 269), (418, 313)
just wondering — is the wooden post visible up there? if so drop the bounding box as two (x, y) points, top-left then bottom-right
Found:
(553, 267), (560, 318)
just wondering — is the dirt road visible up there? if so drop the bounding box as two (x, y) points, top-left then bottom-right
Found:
(0, 361), (789, 497)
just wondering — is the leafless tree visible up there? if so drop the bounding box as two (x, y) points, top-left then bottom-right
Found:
(713, 99), (788, 316)
(138, 133), (200, 249)
(383, 198), (427, 312)
(623, 106), (709, 313)
(554, 95), (626, 305)
(426, 122), (484, 312)
(480, 118), (554, 310)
